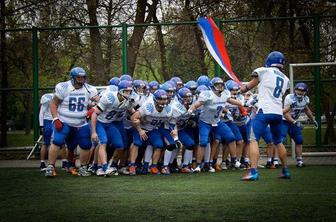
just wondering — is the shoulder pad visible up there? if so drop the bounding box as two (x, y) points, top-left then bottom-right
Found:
(165, 104), (172, 113)
(106, 92), (116, 104)
(145, 103), (154, 113)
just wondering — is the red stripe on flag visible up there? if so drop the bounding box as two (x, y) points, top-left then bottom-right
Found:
(207, 17), (241, 85)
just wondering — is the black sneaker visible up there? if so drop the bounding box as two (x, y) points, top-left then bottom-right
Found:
(40, 162), (47, 172)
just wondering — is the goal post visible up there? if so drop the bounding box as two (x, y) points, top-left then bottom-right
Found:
(289, 62), (336, 158)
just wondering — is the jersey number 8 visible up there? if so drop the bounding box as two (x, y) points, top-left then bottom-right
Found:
(273, 77), (284, 98)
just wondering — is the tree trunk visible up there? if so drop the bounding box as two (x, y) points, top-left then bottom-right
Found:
(184, 0), (207, 74)
(128, 0), (159, 76)
(153, 14), (169, 81)
(0, 0), (8, 147)
(86, 0), (104, 82)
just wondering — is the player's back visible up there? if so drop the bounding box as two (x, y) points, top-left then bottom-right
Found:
(254, 67), (289, 115)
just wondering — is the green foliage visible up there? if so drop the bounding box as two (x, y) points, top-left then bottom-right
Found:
(0, 166), (335, 221)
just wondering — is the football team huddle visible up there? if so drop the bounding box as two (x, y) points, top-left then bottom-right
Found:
(39, 51), (318, 181)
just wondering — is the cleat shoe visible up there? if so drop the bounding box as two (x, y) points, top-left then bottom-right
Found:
(279, 169), (291, 179)
(87, 164), (96, 174)
(129, 166), (136, 176)
(67, 167), (78, 175)
(181, 167), (192, 173)
(96, 168), (105, 176)
(118, 167), (130, 175)
(161, 166), (171, 175)
(45, 165), (57, 177)
(266, 161), (276, 169)
(230, 161), (241, 170)
(241, 171), (259, 181)
(193, 166), (201, 173)
(169, 166), (180, 173)
(78, 166), (91, 177)
(40, 162), (47, 172)
(208, 166), (216, 173)
(214, 163), (222, 171)
(221, 162), (228, 170)
(150, 166), (160, 175)
(105, 167), (119, 176)
(140, 166), (148, 175)
(296, 162), (305, 168)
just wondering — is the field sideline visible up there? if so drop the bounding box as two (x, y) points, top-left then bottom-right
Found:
(1, 166), (335, 221)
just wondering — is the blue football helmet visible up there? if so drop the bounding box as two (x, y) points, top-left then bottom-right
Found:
(196, 85), (208, 94)
(185, 80), (198, 92)
(177, 87), (192, 106)
(265, 51), (285, 69)
(70, 67), (87, 87)
(148, 81), (159, 92)
(133, 79), (146, 95)
(120, 74), (133, 82)
(210, 77), (224, 93)
(294, 82), (308, 99)
(197, 75), (210, 88)
(160, 82), (175, 99)
(153, 89), (168, 108)
(170, 76), (183, 89)
(109, 77), (120, 86)
(225, 80), (239, 91)
(118, 80), (133, 99)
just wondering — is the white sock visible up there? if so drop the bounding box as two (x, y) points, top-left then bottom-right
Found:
(204, 143), (211, 163)
(169, 147), (179, 164)
(183, 150), (193, 166)
(144, 145), (153, 163)
(164, 150), (173, 166)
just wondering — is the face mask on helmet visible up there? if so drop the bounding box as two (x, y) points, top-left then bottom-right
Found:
(119, 88), (132, 99)
(294, 83), (307, 100)
(155, 96), (168, 108)
(70, 67), (87, 88)
(211, 82), (224, 94)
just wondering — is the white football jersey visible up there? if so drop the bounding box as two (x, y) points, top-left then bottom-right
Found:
(123, 91), (148, 129)
(138, 97), (173, 131)
(284, 94), (310, 120)
(55, 80), (98, 127)
(225, 93), (247, 125)
(245, 94), (259, 119)
(253, 67), (289, 115)
(97, 91), (132, 123)
(198, 90), (230, 125)
(39, 93), (53, 126)
(170, 100), (191, 130)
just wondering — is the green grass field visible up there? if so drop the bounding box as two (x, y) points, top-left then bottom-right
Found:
(0, 166), (335, 222)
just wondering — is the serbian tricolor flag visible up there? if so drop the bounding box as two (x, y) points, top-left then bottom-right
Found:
(198, 16), (241, 85)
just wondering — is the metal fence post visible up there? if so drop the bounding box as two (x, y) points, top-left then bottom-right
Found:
(314, 15), (321, 147)
(32, 26), (39, 142)
(122, 23), (128, 74)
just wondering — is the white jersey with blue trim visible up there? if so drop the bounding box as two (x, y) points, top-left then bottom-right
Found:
(39, 93), (53, 126)
(284, 94), (310, 120)
(253, 67), (289, 115)
(138, 97), (173, 131)
(40, 93), (53, 121)
(97, 91), (132, 123)
(198, 90), (230, 125)
(245, 94), (259, 119)
(55, 80), (98, 127)
(123, 91), (148, 129)
(169, 100), (191, 130)
(225, 93), (246, 125)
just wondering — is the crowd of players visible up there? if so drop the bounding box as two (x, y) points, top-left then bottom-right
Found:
(39, 51), (318, 180)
